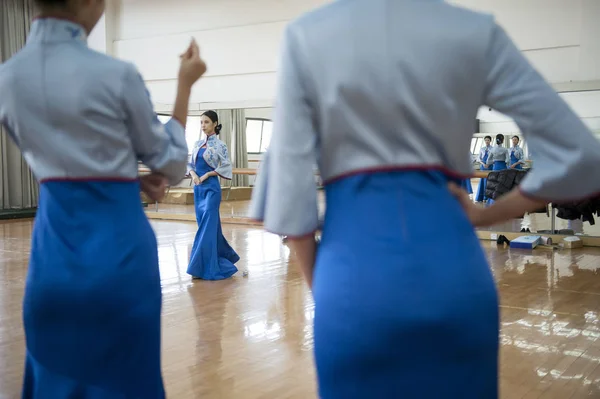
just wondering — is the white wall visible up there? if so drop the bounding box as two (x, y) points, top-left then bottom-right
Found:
(245, 108), (273, 120)
(111, 0), (331, 106)
(450, 0), (588, 83)
(107, 0), (599, 176)
(478, 90), (600, 135)
(88, 1), (118, 55)
(110, 0), (600, 107)
(87, 14), (107, 53)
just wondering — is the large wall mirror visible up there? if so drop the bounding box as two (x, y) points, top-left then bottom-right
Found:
(148, 90), (599, 239)
(472, 90), (600, 238)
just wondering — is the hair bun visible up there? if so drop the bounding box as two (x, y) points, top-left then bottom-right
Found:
(215, 124), (223, 134)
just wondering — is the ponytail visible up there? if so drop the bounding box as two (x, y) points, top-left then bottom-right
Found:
(201, 110), (222, 135)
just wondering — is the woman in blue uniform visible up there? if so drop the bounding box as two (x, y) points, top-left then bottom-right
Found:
(485, 135), (511, 205)
(0, 0), (206, 397)
(486, 134), (511, 171)
(187, 110), (240, 280)
(475, 135), (493, 202)
(510, 135), (525, 169)
(250, 1), (600, 398)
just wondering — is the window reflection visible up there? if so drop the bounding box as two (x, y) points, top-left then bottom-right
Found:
(157, 114), (203, 154)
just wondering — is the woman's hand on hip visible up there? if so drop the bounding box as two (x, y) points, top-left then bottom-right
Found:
(449, 181), (547, 227)
(448, 182), (486, 226)
(141, 173), (168, 202)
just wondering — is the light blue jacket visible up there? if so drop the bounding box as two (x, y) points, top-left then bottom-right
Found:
(0, 18), (188, 185)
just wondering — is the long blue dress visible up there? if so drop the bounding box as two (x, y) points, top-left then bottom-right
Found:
(22, 182), (166, 398)
(510, 147), (523, 170)
(486, 146), (510, 206)
(0, 18), (190, 398)
(313, 170), (498, 398)
(486, 161), (508, 206)
(187, 147), (239, 280)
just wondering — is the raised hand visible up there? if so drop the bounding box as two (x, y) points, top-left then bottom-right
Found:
(179, 39), (207, 88)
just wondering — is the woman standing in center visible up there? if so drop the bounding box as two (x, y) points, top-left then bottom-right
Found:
(509, 136), (525, 169)
(485, 134), (511, 206)
(475, 135), (493, 202)
(486, 134), (510, 172)
(187, 111), (240, 280)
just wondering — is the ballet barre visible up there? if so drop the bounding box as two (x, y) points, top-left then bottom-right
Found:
(138, 166), (491, 178)
(228, 168), (492, 178)
(139, 166), (490, 206)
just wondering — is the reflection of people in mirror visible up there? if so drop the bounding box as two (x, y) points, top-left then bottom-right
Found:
(475, 135), (493, 202)
(485, 135), (511, 206)
(187, 111), (241, 280)
(486, 134), (510, 171)
(509, 136), (525, 169)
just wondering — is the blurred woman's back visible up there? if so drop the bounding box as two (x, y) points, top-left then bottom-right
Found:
(251, 0), (600, 398)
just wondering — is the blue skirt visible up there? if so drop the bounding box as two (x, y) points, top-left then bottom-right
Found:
(187, 176), (239, 280)
(22, 181), (165, 398)
(486, 161), (508, 206)
(313, 171), (499, 398)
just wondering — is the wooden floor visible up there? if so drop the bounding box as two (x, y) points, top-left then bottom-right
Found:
(1, 219), (600, 398)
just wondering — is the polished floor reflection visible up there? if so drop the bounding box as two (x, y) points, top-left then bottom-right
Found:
(1, 219), (600, 398)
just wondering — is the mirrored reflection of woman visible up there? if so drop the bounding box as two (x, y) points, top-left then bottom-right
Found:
(510, 136), (525, 169)
(486, 134), (511, 172)
(485, 134), (511, 206)
(475, 135), (493, 202)
(187, 111), (240, 280)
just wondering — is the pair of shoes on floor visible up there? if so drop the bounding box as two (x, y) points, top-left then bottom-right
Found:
(520, 228), (531, 233)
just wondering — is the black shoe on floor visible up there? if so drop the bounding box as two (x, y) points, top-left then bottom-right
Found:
(497, 235), (510, 246)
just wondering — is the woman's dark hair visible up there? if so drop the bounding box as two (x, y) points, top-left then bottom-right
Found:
(484, 135), (492, 141)
(202, 110), (222, 135)
(495, 134), (504, 145)
(512, 135), (520, 142)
